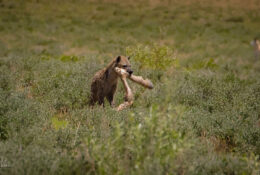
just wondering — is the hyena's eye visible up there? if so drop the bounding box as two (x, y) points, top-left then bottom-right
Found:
(123, 65), (127, 68)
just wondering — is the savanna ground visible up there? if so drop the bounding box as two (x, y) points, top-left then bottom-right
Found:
(0, 0), (260, 174)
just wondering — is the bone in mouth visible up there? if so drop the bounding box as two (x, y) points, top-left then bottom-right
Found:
(114, 67), (153, 111)
(116, 76), (134, 111)
(115, 68), (133, 111)
(114, 67), (154, 89)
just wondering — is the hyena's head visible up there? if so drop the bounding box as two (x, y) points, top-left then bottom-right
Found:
(114, 56), (133, 75)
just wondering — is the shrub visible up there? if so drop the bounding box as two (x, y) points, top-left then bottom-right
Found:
(126, 44), (177, 70)
(172, 72), (260, 155)
(174, 141), (260, 175)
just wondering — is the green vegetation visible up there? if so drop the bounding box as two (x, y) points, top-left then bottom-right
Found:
(0, 0), (260, 174)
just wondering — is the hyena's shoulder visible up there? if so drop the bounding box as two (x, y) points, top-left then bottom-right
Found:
(92, 68), (106, 82)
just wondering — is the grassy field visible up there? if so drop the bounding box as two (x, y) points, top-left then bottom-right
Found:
(0, 0), (260, 174)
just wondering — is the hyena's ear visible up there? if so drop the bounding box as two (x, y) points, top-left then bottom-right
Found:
(116, 56), (121, 63)
(128, 56), (131, 60)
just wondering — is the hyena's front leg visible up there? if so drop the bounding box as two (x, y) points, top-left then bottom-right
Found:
(89, 82), (98, 106)
(97, 88), (105, 106)
(106, 84), (117, 107)
(106, 94), (115, 107)
(98, 97), (104, 106)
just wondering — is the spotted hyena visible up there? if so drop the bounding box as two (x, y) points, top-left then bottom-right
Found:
(89, 56), (133, 106)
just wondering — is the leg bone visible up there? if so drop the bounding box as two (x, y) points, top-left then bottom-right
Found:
(114, 67), (153, 89)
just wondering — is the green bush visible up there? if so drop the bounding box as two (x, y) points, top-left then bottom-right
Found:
(172, 72), (260, 155)
(126, 44), (177, 70)
(174, 141), (259, 175)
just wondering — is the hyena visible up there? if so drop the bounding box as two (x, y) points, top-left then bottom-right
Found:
(89, 56), (133, 106)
